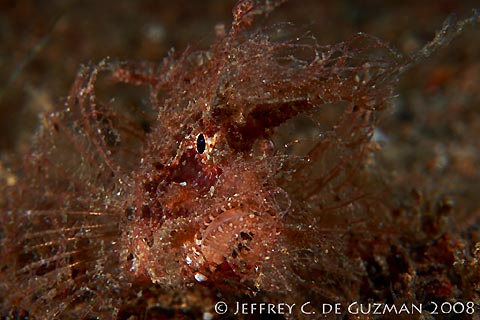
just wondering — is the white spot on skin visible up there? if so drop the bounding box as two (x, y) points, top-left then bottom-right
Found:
(209, 186), (215, 197)
(179, 181), (187, 187)
(194, 272), (208, 282)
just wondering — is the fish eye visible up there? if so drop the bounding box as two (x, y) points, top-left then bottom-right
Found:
(196, 133), (206, 154)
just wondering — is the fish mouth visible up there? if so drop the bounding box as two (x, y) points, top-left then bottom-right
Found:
(199, 207), (278, 272)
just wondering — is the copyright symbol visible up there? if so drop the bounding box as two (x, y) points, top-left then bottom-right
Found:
(215, 301), (228, 314)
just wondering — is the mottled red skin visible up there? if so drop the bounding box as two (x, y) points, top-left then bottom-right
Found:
(125, 120), (281, 286)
